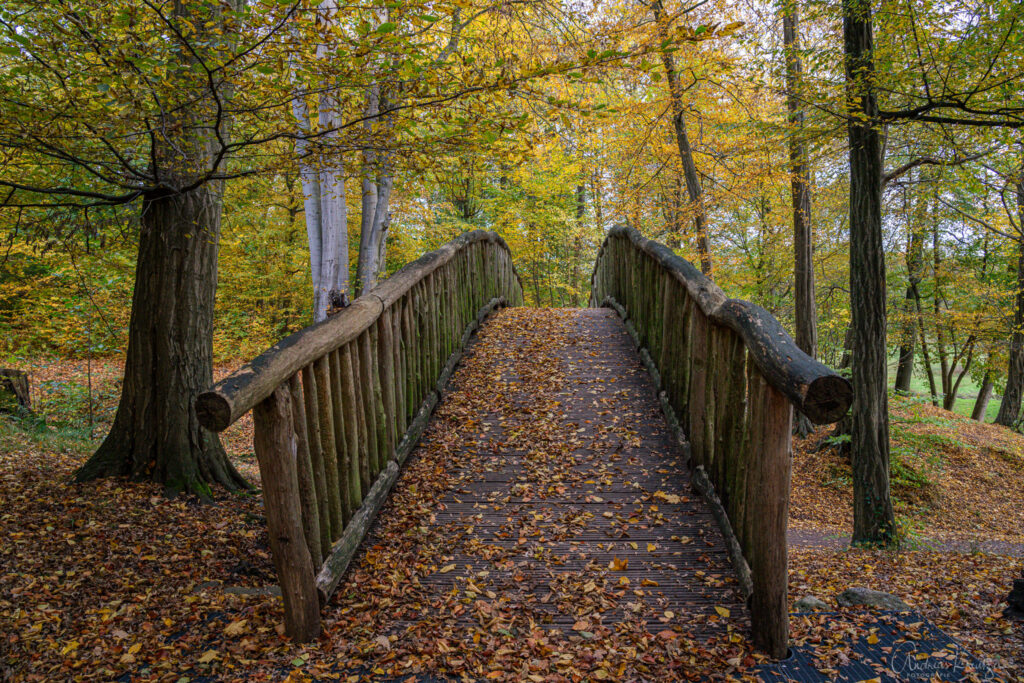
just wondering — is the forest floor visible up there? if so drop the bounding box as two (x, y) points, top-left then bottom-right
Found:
(1, 324), (1023, 681)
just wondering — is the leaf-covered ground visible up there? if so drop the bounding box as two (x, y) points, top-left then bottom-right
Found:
(2, 308), (1022, 681)
(791, 394), (1024, 545)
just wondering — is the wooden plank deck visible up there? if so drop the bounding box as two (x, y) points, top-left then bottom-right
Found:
(327, 308), (748, 678)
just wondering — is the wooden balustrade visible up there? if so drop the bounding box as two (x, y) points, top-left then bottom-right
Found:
(196, 230), (524, 641)
(590, 225), (851, 657)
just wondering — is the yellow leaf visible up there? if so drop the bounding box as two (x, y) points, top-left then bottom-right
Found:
(60, 641), (79, 656)
(609, 557), (628, 571)
(198, 650), (219, 664)
(127, 643), (142, 655)
(647, 543), (657, 552)
(224, 619), (247, 636)
(438, 564), (456, 574)
(867, 633), (879, 644)
(715, 606), (731, 618)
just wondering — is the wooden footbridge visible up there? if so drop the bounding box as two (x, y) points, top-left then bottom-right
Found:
(197, 227), (851, 661)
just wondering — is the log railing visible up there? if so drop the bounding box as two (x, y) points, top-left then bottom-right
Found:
(590, 225), (851, 657)
(196, 230), (524, 641)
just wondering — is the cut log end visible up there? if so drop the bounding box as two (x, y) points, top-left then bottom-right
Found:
(802, 374), (853, 424)
(195, 392), (232, 432)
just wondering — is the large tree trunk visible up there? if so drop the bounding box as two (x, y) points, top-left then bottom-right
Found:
(651, 0), (712, 276)
(75, 0), (248, 496)
(996, 173), (1024, 427)
(843, 0), (897, 547)
(293, 1), (350, 323)
(76, 187), (248, 495)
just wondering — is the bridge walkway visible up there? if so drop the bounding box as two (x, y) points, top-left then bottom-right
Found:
(330, 308), (747, 676)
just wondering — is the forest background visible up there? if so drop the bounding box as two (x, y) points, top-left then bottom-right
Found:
(4, 0), (1021, 424)
(2, 0), (1024, 678)
(2, 1), (1024, 501)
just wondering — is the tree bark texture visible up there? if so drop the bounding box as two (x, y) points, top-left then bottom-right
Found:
(76, 186), (248, 495)
(651, 0), (712, 276)
(843, 0), (897, 546)
(972, 371), (994, 421)
(783, 2), (817, 363)
(996, 180), (1024, 427)
(894, 218), (925, 393)
(292, 1), (350, 322)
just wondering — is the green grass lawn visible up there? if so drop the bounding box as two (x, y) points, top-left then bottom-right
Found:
(887, 356), (1002, 422)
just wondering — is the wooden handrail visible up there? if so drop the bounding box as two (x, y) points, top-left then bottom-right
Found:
(197, 230), (524, 641)
(590, 225), (851, 658)
(198, 230), (519, 432)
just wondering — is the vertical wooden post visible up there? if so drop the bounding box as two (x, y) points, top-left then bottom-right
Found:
(252, 386), (321, 642)
(313, 357), (343, 535)
(355, 333), (374, 492)
(340, 344), (363, 508)
(378, 311), (397, 462)
(327, 350), (351, 523)
(688, 309), (709, 467)
(300, 365), (333, 552)
(403, 297), (417, 418)
(361, 328), (384, 476)
(287, 374), (322, 565)
(392, 299), (407, 435)
(746, 372), (792, 659)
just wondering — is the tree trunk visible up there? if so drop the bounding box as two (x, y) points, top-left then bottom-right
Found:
(572, 184), (585, 306)
(843, 0), (897, 547)
(76, 187), (248, 495)
(0, 369), (31, 413)
(74, 0), (248, 496)
(783, 2), (816, 436)
(972, 371), (994, 421)
(783, 2), (817, 363)
(996, 240), (1024, 427)
(293, 0), (350, 323)
(893, 293), (915, 393)
(912, 283), (939, 405)
(839, 323), (854, 370)
(894, 221), (925, 393)
(651, 0), (711, 276)
(996, 177), (1024, 427)
(356, 85), (395, 298)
